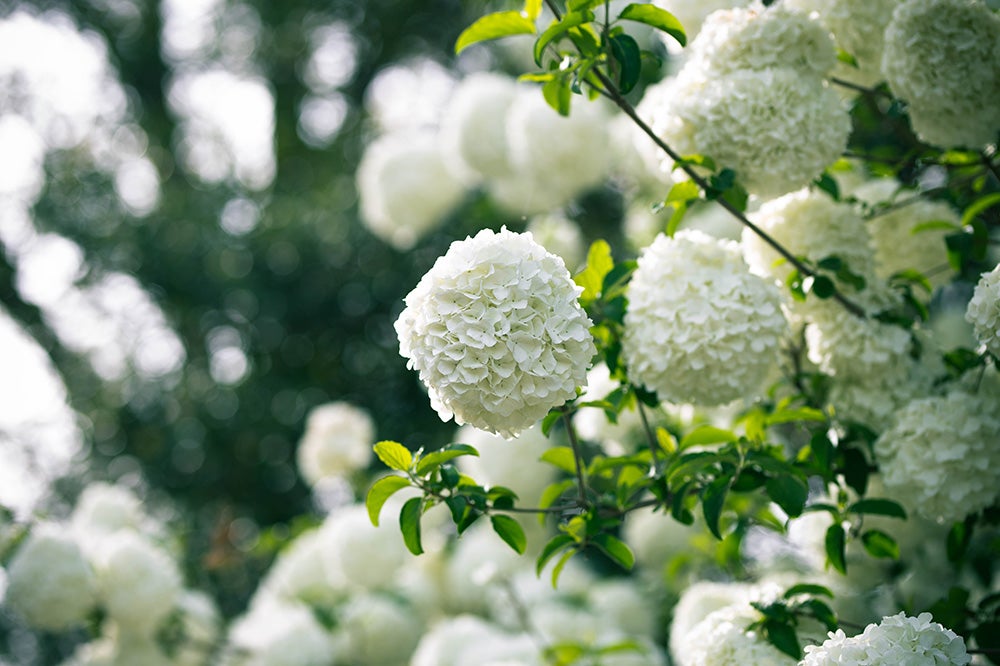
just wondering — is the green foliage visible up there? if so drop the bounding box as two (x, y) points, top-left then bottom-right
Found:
(616, 4), (686, 46)
(455, 10), (537, 54)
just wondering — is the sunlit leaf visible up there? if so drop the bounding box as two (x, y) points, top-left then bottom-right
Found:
(365, 474), (410, 526)
(455, 11), (537, 54)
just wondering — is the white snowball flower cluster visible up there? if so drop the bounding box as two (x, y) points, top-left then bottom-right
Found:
(853, 179), (957, 288)
(70, 482), (145, 537)
(802, 612), (970, 665)
(319, 503), (409, 591)
(688, 5), (836, 79)
(336, 593), (424, 665)
(743, 188), (876, 292)
(490, 88), (610, 216)
(642, 68), (849, 198)
(226, 599), (337, 666)
(295, 401), (375, 486)
(966, 264), (1000, 357)
(881, 0), (1000, 148)
(440, 73), (519, 183)
(94, 531), (183, 636)
(623, 230), (787, 406)
(395, 227), (595, 438)
(874, 389), (1000, 523)
(784, 0), (897, 87)
(674, 605), (798, 666)
(356, 129), (466, 250)
(3, 525), (98, 631)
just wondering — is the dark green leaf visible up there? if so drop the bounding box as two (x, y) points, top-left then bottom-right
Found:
(947, 519), (973, 562)
(861, 529), (899, 559)
(365, 474), (411, 526)
(848, 498), (907, 519)
(762, 619), (802, 660)
(415, 444), (479, 476)
(491, 514), (527, 554)
(766, 475), (808, 518)
(842, 447), (869, 496)
(617, 3), (686, 46)
(783, 583), (834, 599)
(455, 11), (537, 54)
(373, 440), (412, 471)
(445, 495), (470, 526)
(541, 408), (562, 437)
(811, 275), (836, 299)
(813, 173), (840, 200)
(592, 533), (635, 570)
(961, 192), (1000, 227)
(824, 523), (847, 574)
(702, 475), (730, 540)
(536, 534), (575, 576)
(399, 496), (424, 555)
(801, 599), (838, 632)
(609, 33), (641, 93)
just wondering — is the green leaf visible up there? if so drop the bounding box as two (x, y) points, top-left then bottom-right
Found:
(540, 446), (578, 474)
(575, 240), (614, 303)
(783, 583), (834, 599)
(455, 11), (537, 54)
(810, 275), (836, 299)
(541, 408), (562, 437)
(593, 533), (635, 570)
(762, 619), (802, 660)
(666, 180), (700, 204)
(679, 425), (737, 449)
(824, 523), (847, 574)
(836, 48), (858, 68)
(766, 406), (826, 425)
(665, 200), (687, 237)
(847, 498), (907, 520)
(399, 496), (424, 555)
(947, 519), (973, 562)
(373, 440), (412, 471)
(550, 548), (576, 587)
(523, 0), (543, 20)
(491, 514), (527, 554)
(702, 475), (730, 540)
(542, 75), (572, 116)
(608, 33), (641, 94)
(536, 534), (575, 576)
(961, 192), (1000, 227)
(912, 219), (963, 234)
(801, 599), (838, 632)
(415, 444), (479, 476)
(813, 173), (840, 200)
(617, 3), (686, 46)
(365, 475), (411, 526)
(766, 475), (808, 518)
(861, 529), (899, 560)
(533, 10), (594, 66)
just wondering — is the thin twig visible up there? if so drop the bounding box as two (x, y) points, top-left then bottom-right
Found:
(829, 77), (893, 99)
(560, 405), (590, 505)
(634, 395), (660, 468)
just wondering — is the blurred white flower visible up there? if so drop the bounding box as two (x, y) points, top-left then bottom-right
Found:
(94, 531), (182, 636)
(881, 0), (1000, 148)
(336, 593), (424, 665)
(688, 5), (836, 78)
(874, 390), (1000, 523)
(319, 504), (408, 592)
(456, 424), (555, 507)
(395, 227), (595, 438)
(71, 482), (146, 541)
(673, 603), (796, 666)
(440, 73), (519, 183)
(227, 599), (337, 666)
(966, 264), (1000, 356)
(525, 213), (586, 272)
(356, 129), (467, 250)
(295, 401), (375, 486)
(623, 230), (787, 405)
(784, 0), (897, 87)
(802, 612), (970, 665)
(4, 525), (97, 631)
(410, 615), (510, 666)
(643, 67), (849, 198)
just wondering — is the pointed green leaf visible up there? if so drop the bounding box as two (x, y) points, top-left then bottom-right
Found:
(523, 0), (543, 20)
(540, 446), (578, 474)
(399, 496), (424, 555)
(533, 10), (594, 65)
(824, 523), (847, 574)
(783, 583), (834, 599)
(766, 475), (808, 518)
(551, 548), (576, 587)
(666, 180), (701, 204)
(911, 219), (962, 234)
(415, 444), (479, 476)
(373, 440), (412, 471)
(538, 479), (576, 524)
(490, 514), (527, 554)
(608, 33), (641, 93)
(575, 240), (614, 302)
(593, 533), (634, 570)
(365, 475), (411, 526)
(801, 599), (838, 632)
(961, 192), (1000, 227)
(617, 3), (686, 46)
(542, 75), (572, 116)
(702, 475), (730, 540)
(847, 498), (907, 519)
(679, 425), (737, 449)
(536, 534), (575, 576)
(861, 529), (899, 560)
(455, 11), (537, 54)
(762, 619), (802, 660)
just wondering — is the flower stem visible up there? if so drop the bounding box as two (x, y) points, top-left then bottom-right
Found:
(560, 405), (590, 506)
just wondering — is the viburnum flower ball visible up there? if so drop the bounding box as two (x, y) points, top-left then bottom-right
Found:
(623, 230), (787, 406)
(966, 264), (1000, 357)
(802, 612), (970, 665)
(394, 227), (595, 438)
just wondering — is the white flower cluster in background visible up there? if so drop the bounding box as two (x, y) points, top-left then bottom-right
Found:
(881, 0), (1000, 149)
(624, 230), (787, 406)
(640, 5), (849, 198)
(802, 612), (970, 665)
(784, 0), (897, 87)
(874, 389), (1000, 523)
(966, 264), (1000, 357)
(395, 227), (595, 437)
(455, 424), (556, 510)
(524, 212), (587, 273)
(650, 0), (751, 52)
(295, 401), (375, 486)
(355, 129), (466, 250)
(2, 482), (218, 664)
